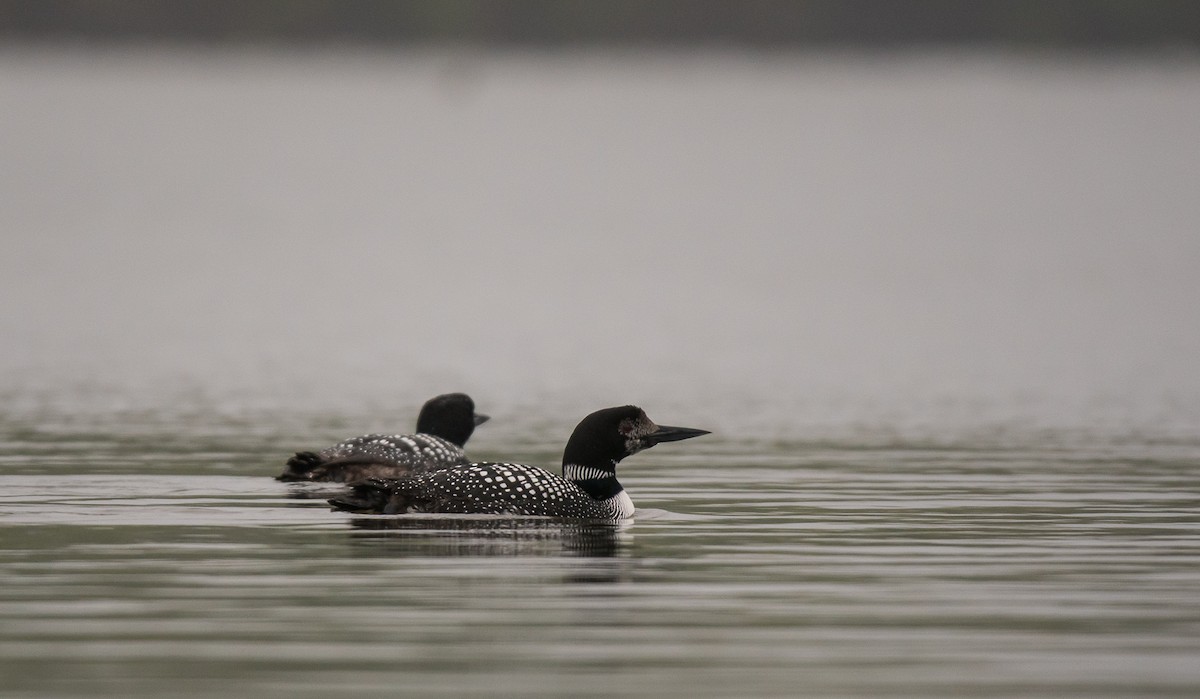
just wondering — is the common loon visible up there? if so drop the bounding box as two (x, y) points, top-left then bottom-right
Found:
(328, 405), (708, 519)
(277, 393), (489, 483)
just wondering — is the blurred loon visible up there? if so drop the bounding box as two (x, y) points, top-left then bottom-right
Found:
(277, 393), (488, 483)
(328, 405), (708, 520)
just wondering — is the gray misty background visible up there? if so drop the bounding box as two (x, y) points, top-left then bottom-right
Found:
(2, 1), (1199, 436)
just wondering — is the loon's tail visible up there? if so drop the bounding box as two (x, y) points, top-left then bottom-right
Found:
(276, 451), (326, 481)
(329, 479), (403, 514)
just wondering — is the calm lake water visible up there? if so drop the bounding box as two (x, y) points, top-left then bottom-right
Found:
(2, 401), (1199, 698)
(2, 47), (1200, 697)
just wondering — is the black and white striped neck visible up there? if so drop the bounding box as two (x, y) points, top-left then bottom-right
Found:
(562, 462), (623, 501)
(562, 463), (615, 481)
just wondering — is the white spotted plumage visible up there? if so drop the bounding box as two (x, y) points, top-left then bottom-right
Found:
(375, 463), (632, 519)
(319, 432), (465, 469)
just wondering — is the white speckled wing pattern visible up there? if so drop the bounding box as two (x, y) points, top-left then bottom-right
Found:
(390, 463), (632, 519)
(321, 433), (467, 471)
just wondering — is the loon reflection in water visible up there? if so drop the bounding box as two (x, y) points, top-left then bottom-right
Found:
(347, 516), (630, 558)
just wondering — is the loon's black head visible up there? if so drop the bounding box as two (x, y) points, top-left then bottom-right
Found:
(561, 405), (709, 469)
(416, 393), (489, 447)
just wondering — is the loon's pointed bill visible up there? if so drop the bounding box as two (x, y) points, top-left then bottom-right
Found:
(643, 424), (710, 446)
(473, 413), (490, 426)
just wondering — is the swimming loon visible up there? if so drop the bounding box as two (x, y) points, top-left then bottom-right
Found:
(328, 405), (708, 519)
(277, 392), (489, 483)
